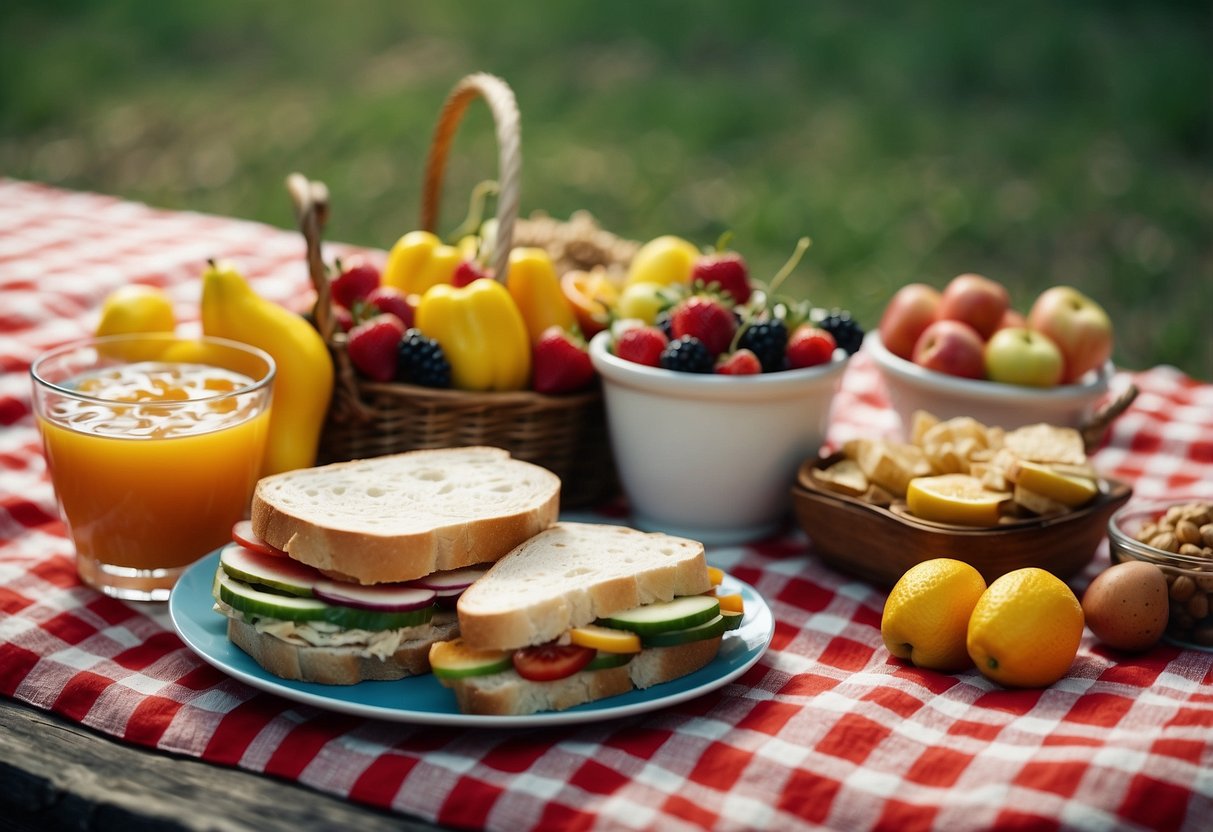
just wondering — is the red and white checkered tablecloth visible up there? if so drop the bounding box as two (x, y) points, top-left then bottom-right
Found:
(2, 179), (1211, 831)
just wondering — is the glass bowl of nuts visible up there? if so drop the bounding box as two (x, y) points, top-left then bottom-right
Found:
(1107, 498), (1213, 651)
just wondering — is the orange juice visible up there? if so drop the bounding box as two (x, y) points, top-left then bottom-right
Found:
(38, 361), (270, 572)
(32, 336), (274, 600)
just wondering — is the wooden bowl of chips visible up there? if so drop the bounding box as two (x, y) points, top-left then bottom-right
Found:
(791, 414), (1133, 586)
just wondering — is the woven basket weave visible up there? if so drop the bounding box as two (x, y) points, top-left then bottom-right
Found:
(288, 73), (629, 507)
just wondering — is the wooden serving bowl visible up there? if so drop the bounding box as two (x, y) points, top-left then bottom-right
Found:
(792, 455), (1133, 587)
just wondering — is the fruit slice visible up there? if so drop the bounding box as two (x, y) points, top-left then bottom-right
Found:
(512, 643), (596, 682)
(641, 614), (729, 648)
(1006, 459), (1098, 507)
(716, 591), (745, 614)
(599, 595), (721, 636)
(429, 638), (513, 680)
(906, 474), (1011, 526)
(312, 580), (436, 612)
(219, 543), (318, 596)
(707, 566), (725, 586)
(231, 520), (284, 557)
(569, 624), (642, 654)
(587, 651), (634, 671)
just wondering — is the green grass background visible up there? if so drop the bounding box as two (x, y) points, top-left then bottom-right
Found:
(3, 1), (1209, 379)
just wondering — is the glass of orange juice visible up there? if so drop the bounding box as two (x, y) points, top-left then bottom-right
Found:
(30, 333), (275, 601)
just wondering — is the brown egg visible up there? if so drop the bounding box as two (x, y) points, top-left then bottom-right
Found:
(1081, 561), (1169, 652)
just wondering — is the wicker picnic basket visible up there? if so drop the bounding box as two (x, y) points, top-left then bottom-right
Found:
(288, 73), (634, 507)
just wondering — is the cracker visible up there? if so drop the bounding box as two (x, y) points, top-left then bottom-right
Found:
(1004, 423), (1087, 466)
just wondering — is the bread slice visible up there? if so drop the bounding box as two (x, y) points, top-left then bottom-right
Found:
(439, 637), (722, 716)
(251, 447), (561, 584)
(455, 522), (711, 651)
(227, 615), (461, 685)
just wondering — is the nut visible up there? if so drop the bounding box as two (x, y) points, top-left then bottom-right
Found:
(1202, 524), (1213, 548)
(1186, 593), (1209, 620)
(1150, 532), (1180, 553)
(1177, 520), (1202, 546)
(1197, 575), (1213, 593)
(1170, 575), (1197, 602)
(1181, 543), (1205, 557)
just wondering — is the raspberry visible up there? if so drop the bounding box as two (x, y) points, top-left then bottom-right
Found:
(737, 318), (788, 372)
(659, 335), (714, 373)
(396, 328), (451, 388)
(814, 308), (865, 355)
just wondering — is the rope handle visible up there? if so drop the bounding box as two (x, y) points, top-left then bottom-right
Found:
(420, 72), (522, 282)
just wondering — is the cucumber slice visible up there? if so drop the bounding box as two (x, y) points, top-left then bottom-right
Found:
(587, 651), (633, 671)
(429, 638), (513, 680)
(721, 610), (744, 631)
(641, 613), (729, 648)
(599, 595), (721, 636)
(216, 570), (328, 621)
(217, 571), (434, 631)
(219, 543), (318, 597)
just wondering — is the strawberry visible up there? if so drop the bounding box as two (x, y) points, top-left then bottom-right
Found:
(331, 258), (381, 309)
(613, 325), (668, 367)
(361, 286), (415, 328)
(347, 313), (405, 381)
(692, 252), (752, 305)
(669, 295), (737, 356)
(532, 327), (595, 394)
(716, 348), (762, 375)
(786, 325), (837, 369)
(451, 260), (491, 287)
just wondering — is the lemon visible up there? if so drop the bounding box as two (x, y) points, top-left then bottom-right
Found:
(625, 235), (700, 287)
(966, 567), (1084, 688)
(95, 285), (176, 337)
(1010, 460), (1098, 507)
(906, 474), (1010, 526)
(881, 558), (987, 671)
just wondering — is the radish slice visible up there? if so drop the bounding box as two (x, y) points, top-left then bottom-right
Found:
(219, 544), (320, 597)
(406, 565), (489, 593)
(312, 580), (437, 612)
(232, 520), (284, 557)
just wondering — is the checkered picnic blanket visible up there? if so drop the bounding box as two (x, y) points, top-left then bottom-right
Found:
(2, 179), (1211, 831)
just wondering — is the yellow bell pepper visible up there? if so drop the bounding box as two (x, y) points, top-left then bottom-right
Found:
(382, 230), (466, 296)
(415, 279), (531, 391)
(506, 247), (577, 344)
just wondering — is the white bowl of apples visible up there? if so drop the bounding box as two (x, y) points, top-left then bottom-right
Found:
(866, 274), (1116, 432)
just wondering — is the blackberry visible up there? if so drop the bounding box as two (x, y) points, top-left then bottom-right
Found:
(737, 318), (788, 372)
(659, 335), (714, 373)
(396, 329), (452, 388)
(815, 308), (865, 355)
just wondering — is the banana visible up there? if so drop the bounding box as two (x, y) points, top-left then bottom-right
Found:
(200, 260), (334, 476)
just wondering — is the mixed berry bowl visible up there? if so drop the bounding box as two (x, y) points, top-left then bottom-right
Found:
(589, 330), (849, 545)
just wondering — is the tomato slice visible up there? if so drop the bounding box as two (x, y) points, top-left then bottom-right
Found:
(512, 643), (596, 682)
(232, 520), (284, 557)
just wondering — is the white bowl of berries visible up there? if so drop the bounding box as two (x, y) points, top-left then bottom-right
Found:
(588, 300), (853, 545)
(866, 275), (1117, 433)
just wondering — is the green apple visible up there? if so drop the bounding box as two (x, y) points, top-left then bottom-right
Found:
(983, 327), (1064, 387)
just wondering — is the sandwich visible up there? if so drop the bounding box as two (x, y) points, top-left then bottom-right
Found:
(428, 521), (745, 715)
(210, 446), (561, 684)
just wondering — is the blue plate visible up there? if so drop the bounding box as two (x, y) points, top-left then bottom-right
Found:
(168, 549), (775, 728)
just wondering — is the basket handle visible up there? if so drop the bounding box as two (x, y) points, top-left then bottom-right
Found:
(286, 172), (337, 342)
(420, 72), (521, 282)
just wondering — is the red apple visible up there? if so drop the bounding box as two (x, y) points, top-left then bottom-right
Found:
(984, 327), (1064, 387)
(1027, 286), (1113, 383)
(937, 273), (1010, 339)
(912, 319), (986, 379)
(879, 283), (942, 360)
